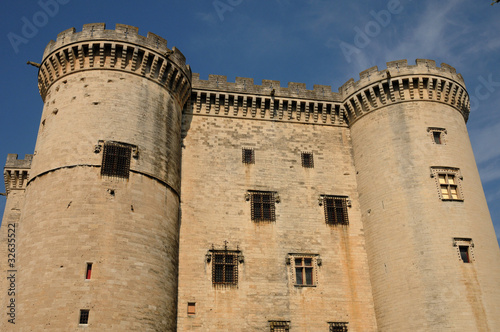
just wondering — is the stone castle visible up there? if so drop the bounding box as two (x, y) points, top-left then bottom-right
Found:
(1, 23), (499, 331)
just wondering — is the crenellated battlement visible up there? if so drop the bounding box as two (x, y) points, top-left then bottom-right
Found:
(3, 154), (33, 195)
(38, 23), (192, 106)
(340, 59), (470, 124)
(190, 74), (346, 125)
(192, 73), (342, 102)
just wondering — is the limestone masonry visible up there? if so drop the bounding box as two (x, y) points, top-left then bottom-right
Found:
(1, 23), (499, 331)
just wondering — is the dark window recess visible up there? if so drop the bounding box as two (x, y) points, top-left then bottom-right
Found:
(212, 251), (238, 287)
(85, 263), (92, 280)
(270, 321), (290, 332)
(324, 196), (349, 225)
(251, 191), (276, 222)
(295, 257), (314, 285)
(459, 246), (470, 263)
(101, 143), (132, 178)
(301, 152), (314, 168)
(242, 148), (255, 164)
(433, 131), (442, 144)
(79, 310), (89, 324)
(329, 322), (349, 332)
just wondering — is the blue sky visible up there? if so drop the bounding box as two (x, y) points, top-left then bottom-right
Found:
(0, 0), (499, 242)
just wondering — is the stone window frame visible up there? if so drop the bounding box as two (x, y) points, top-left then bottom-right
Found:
(287, 253), (321, 287)
(430, 167), (464, 201)
(427, 127), (447, 145)
(453, 237), (474, 263)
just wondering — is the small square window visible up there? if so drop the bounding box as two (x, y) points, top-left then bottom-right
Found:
(85, 263), (92, 280)
(431, 167), (463, 201)
(433, 131), (442, 144)
(101, 142), (132, 178)
(323, 196), (349, 225)
(301, 152), (314, 168)
(212, 250), (238, 287)
(289, 254), (319, 286)
(187, 302), (196, 315)
(249, 191), (276, 222)
(242, 148), (255, 164)
(269, 320), (290, 332)
(79, 309), (89, 325)
(329, 322), (348, 332)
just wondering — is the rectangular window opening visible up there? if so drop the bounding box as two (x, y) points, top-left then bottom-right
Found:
(250, 191), (276, 222)
(269, 320), (290, 332)
(187, 302), (196, 315)
(79, 309), (89, 325)
(294, 257), (315, 286)
(433, 131), (442, 144)
(301, 152), (314, 168)
(212, 251), (238, 287)
(242, 148), (255, 164)
(101, 142), (132, 178)
(329, 322), (349, 332)
(459, 245), (470, 263)
(85, 263), (92, 280)
(324, 196), (349, 225)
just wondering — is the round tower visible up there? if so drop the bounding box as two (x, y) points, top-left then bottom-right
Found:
(18, 23), (190, 330)
(343, 59), (500, 331)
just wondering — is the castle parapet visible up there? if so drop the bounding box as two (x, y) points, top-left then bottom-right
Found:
(3, 154), (33, 195)
(340, 59), (470, 124)
(38, 23), (191, 105)
(190, 74), (346, 125)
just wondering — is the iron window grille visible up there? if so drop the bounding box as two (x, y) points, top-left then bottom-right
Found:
(301, 152), (314, 168)
(248, 191), (276, 222)
(242, 148), (255, 164)
(329, 322), (348, 332)
(79, 309), (89, 324)
(210, 246), (239, 288)
(269, 320), (290, 332)
(101, 142), (132, 178)
(323, 196), (349, 225)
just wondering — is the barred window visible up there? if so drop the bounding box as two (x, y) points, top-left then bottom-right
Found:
(324, 196), (349, 225)
(101, 142), (131, 178)
(79, 309), (89, 324)
(250, 191), (276, 222)
(242, 148), (255, 164)
(301, 152), (314, 168)
(212, 251), (238, 287)
(269, 320), (290, 332)
(329, 322), (348, 332)
(431, 167), (463, 201)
